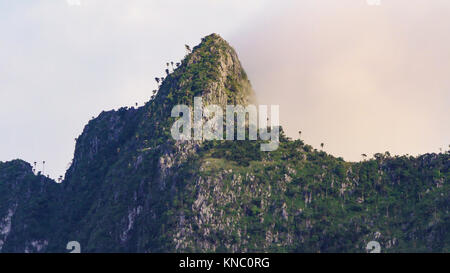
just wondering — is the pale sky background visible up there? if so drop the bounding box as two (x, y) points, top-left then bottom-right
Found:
(0, 0), (449, 179)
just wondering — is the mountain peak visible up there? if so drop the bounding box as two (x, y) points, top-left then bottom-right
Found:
(199, 33), (226, 44)
(0, 33), (448, 253)
(189, 33), (232, 59)
(154, 34), (255, 109)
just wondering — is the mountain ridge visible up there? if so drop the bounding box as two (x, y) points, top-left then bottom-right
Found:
(0, 34), (448, 253)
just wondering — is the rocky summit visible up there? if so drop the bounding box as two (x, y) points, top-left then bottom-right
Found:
(0, 34), (448, 253)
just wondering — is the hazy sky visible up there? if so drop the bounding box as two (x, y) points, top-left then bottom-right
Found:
(1, 0), (449, 178)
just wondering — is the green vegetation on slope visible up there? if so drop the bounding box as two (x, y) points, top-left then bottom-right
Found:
(0, 34), (448, 253)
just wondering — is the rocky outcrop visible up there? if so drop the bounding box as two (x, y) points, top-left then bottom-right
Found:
(0, 34), (448, 253)
(0, 160), (58, 252)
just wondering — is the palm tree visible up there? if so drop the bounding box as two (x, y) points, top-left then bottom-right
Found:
(165, 69), (169, 75)
(298, 131), (302, 139)
(135, 102), (138, 107)
(33, 162), (37, 173)
(320, 143), (324, 149)
(155, 77), (160, 84)
(185, 44), (191, 53)
(171, 61), (174, 69)
(361, 154), (367, 160)
(42, 161), (46, 175)
(176, 62), (180, 68)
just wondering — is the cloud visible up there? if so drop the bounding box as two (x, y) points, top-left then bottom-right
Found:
(232, 0), (450, 161)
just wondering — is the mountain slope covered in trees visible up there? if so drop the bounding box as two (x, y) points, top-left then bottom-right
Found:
(0, 34), (448, 253)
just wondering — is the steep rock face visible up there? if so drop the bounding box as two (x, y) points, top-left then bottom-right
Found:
(0, 160), (58, 252)
(169, 149), (449, 252)
(0, 34), (448, 253)
(42, 33), (257, 252)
